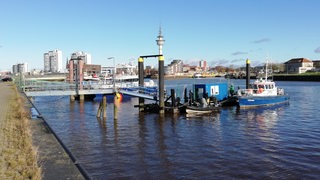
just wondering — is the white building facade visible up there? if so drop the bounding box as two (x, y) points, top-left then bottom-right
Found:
(12, 63), (28, 75)
(70, 51), (92, 64)
(284, 58), (314, 74)
(44, 50), (63, 72)
(165, 59), (183, 75)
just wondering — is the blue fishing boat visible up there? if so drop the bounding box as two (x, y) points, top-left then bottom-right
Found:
(236, 62), (289, 108)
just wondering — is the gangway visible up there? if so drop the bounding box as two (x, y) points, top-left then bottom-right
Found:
(20, 79), (159, 100)
(21, 79), (114, 96)
(119, 86), (158, 101)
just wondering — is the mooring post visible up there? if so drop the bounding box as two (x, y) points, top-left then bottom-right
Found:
(102, 95), (107, 118)
(184, 87), (188, 103)
(159, 55), (165, 114)
(96, 101), (102, 117)
(70, 95), (75, 102)
(79, 94), (84, 102)
(246, 59), (250, 89)
(171, 89), (176, 108)
(114, 96), (118, 120)
(138, 57), (145, 112)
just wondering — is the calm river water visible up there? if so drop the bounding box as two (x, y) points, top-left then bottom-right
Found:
(33, 78), (320, 179)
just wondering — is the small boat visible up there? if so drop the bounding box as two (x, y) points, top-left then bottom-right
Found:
(186, 104), (220, 114)
(185, 96), (220, 114)
(236, 62), (289, 108)
(192, 73), (205, 79)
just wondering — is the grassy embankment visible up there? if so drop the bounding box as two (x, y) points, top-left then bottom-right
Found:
(0, 84), (42, 179)
(273, 72), (320, 81)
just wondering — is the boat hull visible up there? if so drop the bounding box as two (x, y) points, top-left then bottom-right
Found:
(237, 95), (289, 108)
(185, 106), (220, 114)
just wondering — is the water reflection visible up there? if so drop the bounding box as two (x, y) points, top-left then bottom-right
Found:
(32, 81), (320, 179)
(96, 117), (106, 130)
(236, 105), (286, 130)
(185, 112), (220, 122)
(235, 105), (287, 144)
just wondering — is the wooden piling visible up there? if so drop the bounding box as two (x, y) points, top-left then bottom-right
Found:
(114, 96), (118, 120)
(171, 89), (176, 108)
(96, 101), (102, 117)
(184, 88), (188, 103)
(96, 95), (107, 118)
(70, 95), (75, 102)
(79, 94), (84, 102)
(102, 95), (107, 118)
(170, 89), (180, 114)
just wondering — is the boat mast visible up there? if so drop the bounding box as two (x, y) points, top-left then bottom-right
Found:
(265, 60), (268, 80)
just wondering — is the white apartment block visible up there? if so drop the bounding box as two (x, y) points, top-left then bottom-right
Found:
(70, 51), (92, 64)
(12, 63), (28, 75)
(44, 49), (63, 72)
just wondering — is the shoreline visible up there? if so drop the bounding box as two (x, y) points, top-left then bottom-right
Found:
(150, 74), (320, 81)
(0, 82), (85, 179)
(26, 95), (89, 180)
(0, 82), (41, 179)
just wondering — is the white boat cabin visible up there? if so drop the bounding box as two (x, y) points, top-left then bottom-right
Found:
(237, 78), (284, 97)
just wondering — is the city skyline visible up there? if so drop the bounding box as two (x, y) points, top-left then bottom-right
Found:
(1, 0), (320, 71)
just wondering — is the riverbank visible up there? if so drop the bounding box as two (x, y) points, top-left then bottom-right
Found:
(0, 82), (84, 179)
(273, 74), (320, 81)
(0, 82), (41, 179)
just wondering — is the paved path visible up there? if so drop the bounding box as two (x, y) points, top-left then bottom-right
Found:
(0, 82), (85, 180)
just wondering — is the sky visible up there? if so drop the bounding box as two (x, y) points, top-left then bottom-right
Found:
(1, 0), (320, 71)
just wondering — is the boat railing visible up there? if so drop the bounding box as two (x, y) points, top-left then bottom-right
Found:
(238, 89), (254, 96)
(277, 88), (285, 95)
(237, 88), (275, 96)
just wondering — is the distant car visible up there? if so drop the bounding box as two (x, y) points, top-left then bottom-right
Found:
(1, 77), (13, 82)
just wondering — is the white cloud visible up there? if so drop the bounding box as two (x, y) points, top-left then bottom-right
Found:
(253, 38), (270, 43)
(231, 51), (248, 56)
(314, 47), (320, 53)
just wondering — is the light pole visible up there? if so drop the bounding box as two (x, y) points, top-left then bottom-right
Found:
(108, 57), (116, 92)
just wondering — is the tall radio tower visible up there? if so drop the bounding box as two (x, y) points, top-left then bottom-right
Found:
(156, 26), (165, 55)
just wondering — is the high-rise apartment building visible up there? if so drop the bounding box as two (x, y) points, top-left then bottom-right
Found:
(12, 63), (28, 74)
(165, 59), (183, 75)
(44, 49), (62, 72)
(70, 51), (92, 64)
(199, 60), (207, 71)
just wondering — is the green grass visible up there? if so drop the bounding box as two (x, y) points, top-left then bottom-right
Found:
(275, 72), (320, 76)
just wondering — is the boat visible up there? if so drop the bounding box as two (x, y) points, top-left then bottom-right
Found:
(236, 62), (289, 108)
(192, 73), (205, 79)
(84, 73), (100, 81)
(184, 82), (229, 114)
(1, 76), (13, 82)
(86, 74), (155, 90)
(92, 74), (158, 101)
(186, 102), (220, 114)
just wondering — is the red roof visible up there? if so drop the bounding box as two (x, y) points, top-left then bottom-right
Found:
(285, 58), (312, 64)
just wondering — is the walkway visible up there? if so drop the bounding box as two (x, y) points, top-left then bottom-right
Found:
(0, 82), (85, 180)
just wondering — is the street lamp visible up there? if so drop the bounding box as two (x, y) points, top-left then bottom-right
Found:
(108, 57), (116, 91)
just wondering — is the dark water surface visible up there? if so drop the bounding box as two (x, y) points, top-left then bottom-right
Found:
(33, 79), (320, 179)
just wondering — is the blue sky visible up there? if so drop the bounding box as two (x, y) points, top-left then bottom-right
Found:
(1, 0), (320, 71)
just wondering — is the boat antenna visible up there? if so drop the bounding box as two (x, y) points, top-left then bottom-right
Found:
(265, 60), (268, 81)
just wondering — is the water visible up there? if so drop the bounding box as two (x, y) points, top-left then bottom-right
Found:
(33, 78), (320, 179)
